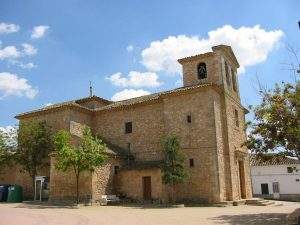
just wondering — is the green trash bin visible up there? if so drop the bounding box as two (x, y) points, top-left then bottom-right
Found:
(7, 185), (23, 203)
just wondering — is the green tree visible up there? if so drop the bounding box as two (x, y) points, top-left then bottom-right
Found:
(54, 127), (107, 204)
(161, 135), (187, 203)
(15, 121), (53, 193)
(245, 81), (300, 159)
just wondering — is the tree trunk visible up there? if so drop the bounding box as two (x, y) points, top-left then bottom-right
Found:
(171, 184), (175, 204)
(31, 175), (35, 200)
(76, 172), (80, 204)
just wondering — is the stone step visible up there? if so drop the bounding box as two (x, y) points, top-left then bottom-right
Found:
(218, 201), (233, 206)
(245, 198), (276, 206)
(256, 201), (275, 206)
(233, 199), (246, 206)
(245, 198), (264, 204)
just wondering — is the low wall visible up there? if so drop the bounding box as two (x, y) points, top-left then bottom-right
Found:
(0, 165), (50, 199)
(254, 194), (300, 202)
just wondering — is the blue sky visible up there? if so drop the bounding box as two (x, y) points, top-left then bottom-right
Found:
(0, 0), (299, 128)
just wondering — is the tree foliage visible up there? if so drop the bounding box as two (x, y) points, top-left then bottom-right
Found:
(245, 81), (300, 159)
(54, 127), (107, 204)
(161, 135), (187, 203)
(0, 127), (17, 173)
(0, 131), (9, 170)
(15, 121), (53, 191)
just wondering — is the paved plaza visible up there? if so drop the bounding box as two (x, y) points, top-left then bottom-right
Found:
(0, 201), (299, 225)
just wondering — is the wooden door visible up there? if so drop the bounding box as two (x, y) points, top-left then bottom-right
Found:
(142, 176), (152, 200)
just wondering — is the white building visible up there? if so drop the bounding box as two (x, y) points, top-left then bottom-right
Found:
(250, 155), (300, 201)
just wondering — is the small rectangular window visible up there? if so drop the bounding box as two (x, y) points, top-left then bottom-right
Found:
(231, 69), (237, 92)
(272, 182), (279, 193)
(234, 109), (239, 127)
(125, 122), (132, 134)
(187, 115), (192, 123)
(225, 61), (231, 87)
(189, 158), (194, 167)
(114, 166), (120, 175)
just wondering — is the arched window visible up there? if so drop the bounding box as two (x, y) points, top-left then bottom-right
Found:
(231, 68), (237, 92)
(225, 61), (231, 87)
(197, 62), (207, 80)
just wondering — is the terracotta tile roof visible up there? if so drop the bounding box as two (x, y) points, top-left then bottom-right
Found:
(212, 45), (240, 67)
(75, 95), (112, 104)
(250, 154), (300, 166)
(15, 101), (90, 119)
(16, 83), (214, 118)
(177, 45), (240, 68)
(177, 52), (214, 64)
(102, 139), (131, 157)
(121, 160), (163, 170)
(95, 83), (213, 111)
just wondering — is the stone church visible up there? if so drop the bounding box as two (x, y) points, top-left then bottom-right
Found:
(2, 45), (252, 203)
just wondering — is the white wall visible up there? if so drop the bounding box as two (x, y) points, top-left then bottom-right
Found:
(251, 164), (300, 195)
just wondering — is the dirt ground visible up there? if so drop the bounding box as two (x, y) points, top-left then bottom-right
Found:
(0, 201), (299, 225)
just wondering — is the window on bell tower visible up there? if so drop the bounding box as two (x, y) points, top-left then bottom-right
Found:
(197, 62), (207, 80)
(225, 61), (231, 87)
(231, 68), (237, 92)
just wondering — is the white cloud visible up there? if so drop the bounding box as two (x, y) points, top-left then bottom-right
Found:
(22, 43), (37, 56)
(18, 62), (37, 69)
(0, 22), (20, 34)
(107, 71), (162, 88)
(31, 25), (49, 39)
(0, 46), (20, 60)
(111, 89), (150, 101)
(126, 45), (134, 52)
(8, 60), (37, 69)
(0, 43), (37, 68)
(0, 43), (37, 61)
(141, 25), (284, 74)
(0, 72), (38, 99)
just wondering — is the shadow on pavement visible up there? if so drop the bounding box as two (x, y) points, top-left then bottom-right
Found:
(211, 213), (288, 225)
(13, 201), (77, 209)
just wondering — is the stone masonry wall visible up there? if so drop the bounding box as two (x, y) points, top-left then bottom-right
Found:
(16, 108), (94, 201)
(92, 157), (122, 202)
(117, 168), (163, 201)
(94, 103), (165, 161)
(0, 165), (49, 199)
(224, 94), (252, 200)
(49, 155), (92, 202)
(212, 94), (227, 202)
(182, 53), (222, 87)
(162, 88), (221, 203)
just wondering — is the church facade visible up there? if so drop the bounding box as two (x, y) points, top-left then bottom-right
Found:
(3, 45), (252, 203)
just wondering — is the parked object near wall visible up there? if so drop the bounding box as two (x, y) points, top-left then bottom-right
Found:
(0, 185), (10, 202)
(250, 154), (300, 201)
(7, 185), (23, 203)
